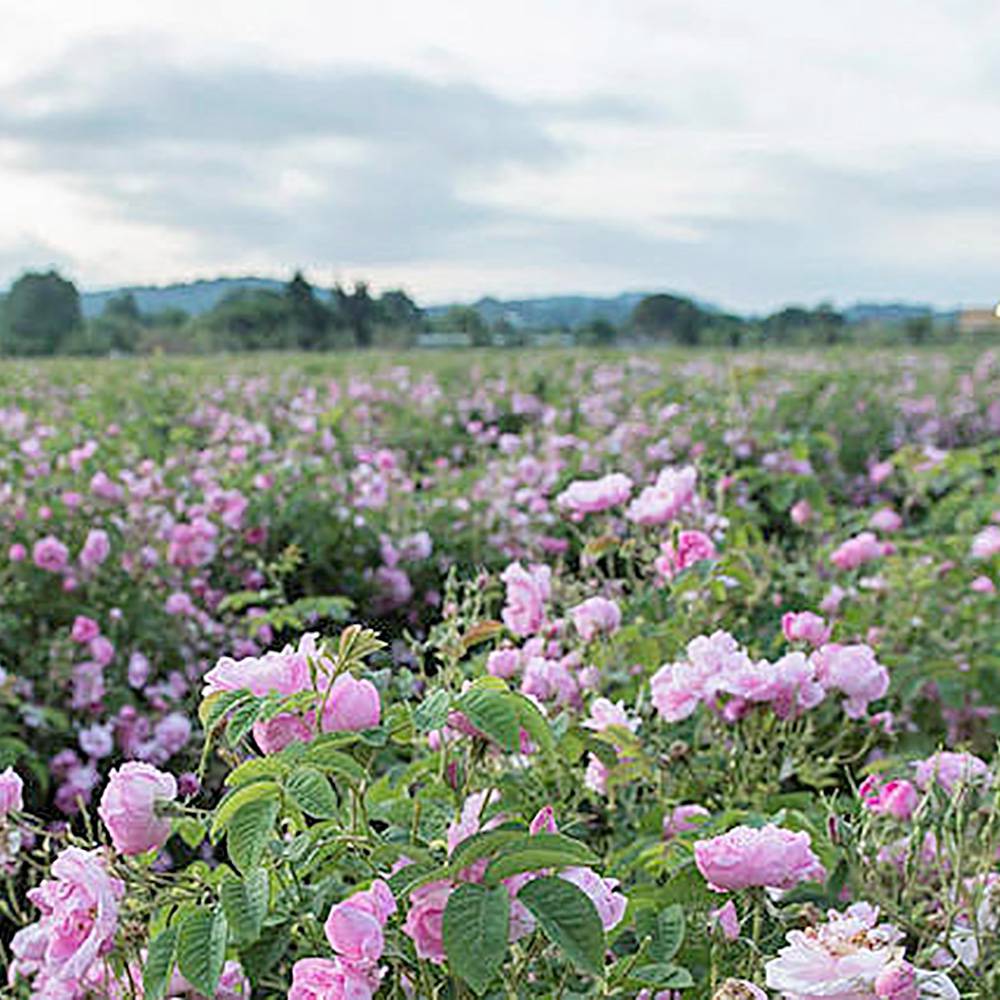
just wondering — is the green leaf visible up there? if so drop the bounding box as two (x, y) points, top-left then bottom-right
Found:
(631, 964), (694, 989)
(211, 780), (281, 839)
(511, 693), (554, 752)
(455, 685), (520, 751)
(199, 689), (252, 729)
(226, 698), (265, 747)
(228, 797), (280, 873)
(225, 756), (291, 788)
(483, 834), (598, 884)
(449, 826), (526, 875)
(221, 868), (269, 944)
(176, 908), (227, 998)
(173, 817), (206, 850)
(285, 766), (338, 818)
(442, 883), (510, 996)
(143, 926), (177, 1000)
(238, 922), (290, 987)
(413, 689), (451, 732)
(517, 876), (605, 977)
(648, 904), (685, 963)
(300, 740), (366, 784)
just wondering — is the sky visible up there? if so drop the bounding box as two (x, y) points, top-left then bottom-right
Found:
(1, 0), (998, 312)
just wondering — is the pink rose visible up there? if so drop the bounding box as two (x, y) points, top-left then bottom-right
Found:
(781, 611), (830, 647)
(79, 529), (111, 570)
(0, 766), (24, 815)
(402, 881), (452, 963)
(486, 648), (520, 679)
(71, 616), (100, 644)
(203, 646), (310, 698)
(98, 762), (177, 855)
(830, 531), (890, 571)
(790, 499), (813, 526)
(626, 465), (697, 526)
(971, 525), (1000, 559)
(253, 713), (314, 755)
(860, 776), (919, 821)
(559, 866), (627, 931)
(869, 508), (902, 533)
(569, 596), (621, 642)
(10, 847), (124, 987)
(812, 643), (889, 719)
(556, 473), (633, 516)
(874, 962), (919, 1000)
(288, 957), (378, 1000)
(324, 879), (396, 963)
(913, 751), (991, 794)
(8, 542), (27, 562)
(32, 535), (69, 573)
(710, 900), (741, 941)
(694, 824), (826, 892)
(321, 673), (381, 732)
(663, 803), (709, 840)
(655, 529), (717, 580)
(500, 562), (551, 638)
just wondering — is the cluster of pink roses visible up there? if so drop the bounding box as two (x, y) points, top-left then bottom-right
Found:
(651, 629), (889, 724)
(202, 633), (381, 755)
(290, 880), (396, 1000)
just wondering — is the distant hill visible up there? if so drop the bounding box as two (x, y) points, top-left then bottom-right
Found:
(424, 292), (655, 330)
(80, 277), (286, 319)
(842, 302), (957, 324)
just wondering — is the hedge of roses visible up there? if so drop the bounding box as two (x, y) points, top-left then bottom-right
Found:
(0, 347), (999, 998)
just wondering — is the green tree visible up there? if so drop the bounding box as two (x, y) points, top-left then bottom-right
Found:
(205, 289), (293, 351)
(441, 305), (491, 346)
(905, 315), (933, 345)
(334, 282), (377, 348)
(631, 294), (704, 345)
(578, 318), (618, 346)
(0, 270), (82, 355)
(285, 271), (330, 350)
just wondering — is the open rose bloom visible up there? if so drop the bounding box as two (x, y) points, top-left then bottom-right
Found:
(765, 903), (959, 1000)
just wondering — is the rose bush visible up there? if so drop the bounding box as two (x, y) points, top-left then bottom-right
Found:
(0, 348), (999, 997)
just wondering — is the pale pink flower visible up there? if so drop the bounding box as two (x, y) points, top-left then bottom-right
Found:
(694, 823), (826, 893)
(556, 472), (633, 515)
(971, 525), (1000, 560)
(869, 508), (902, 533)
(402, 881), (452, 963)
(500, 562), (551, 637)
(10, 847), (125, 986)
(812, 643), (889, 719)
(912, 751), (991, 794)
(70, 616), (100, 644)
(0, 766), (24, 815)
(79, 528), (110, 570)
(782, 611), (830, 647)
(288, 957), (379, 1000)
(710, 900), (741, 941)
(655, 530), (717, 580)
(98, 762), (177, 855)
(32, 535), (69, 573)
(627, 465), (697, 526)
(321, 673), (381, 732)
(558, 866), (627, 931)
(790, 499), (813, 526)
(663, 804), (709, 840)
(570, 596), (621, 642)
(830, 531), (890, 571)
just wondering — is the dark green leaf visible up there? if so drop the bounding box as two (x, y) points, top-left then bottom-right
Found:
(517, 876), (605, 977)
(442, 883), (510, 996)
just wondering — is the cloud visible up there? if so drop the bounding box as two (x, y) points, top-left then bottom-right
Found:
(0, 40), (671, 271)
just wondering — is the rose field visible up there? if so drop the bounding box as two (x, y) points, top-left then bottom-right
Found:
(1, 346), (1000, 1000)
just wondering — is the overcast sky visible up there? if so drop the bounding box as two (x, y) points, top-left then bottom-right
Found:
(1, 0), (998, 311)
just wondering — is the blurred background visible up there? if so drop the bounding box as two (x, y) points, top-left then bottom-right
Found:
(2, 0), (999, 353)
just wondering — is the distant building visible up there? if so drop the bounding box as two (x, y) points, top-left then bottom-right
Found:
(957, 307), (1000, 334)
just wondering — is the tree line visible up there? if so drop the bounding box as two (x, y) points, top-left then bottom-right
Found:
(0, 270), (959, 356)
